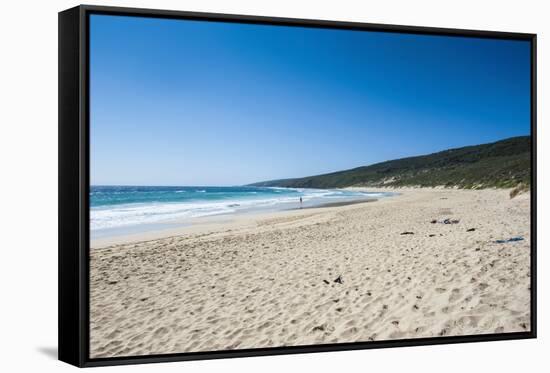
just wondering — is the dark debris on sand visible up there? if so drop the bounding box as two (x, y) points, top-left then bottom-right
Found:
(430, 218), (460, 224)
(494, 236), (524, 244)
(443, 218), (460, 224)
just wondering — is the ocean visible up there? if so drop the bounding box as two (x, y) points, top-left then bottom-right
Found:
(90, 185), (392, 238)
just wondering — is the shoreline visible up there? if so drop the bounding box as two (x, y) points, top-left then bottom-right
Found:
(91, 193), (386, 248)
(292, 197), (377, 210)
(90, 186), (386, 238)
(90, 187), (531, 357)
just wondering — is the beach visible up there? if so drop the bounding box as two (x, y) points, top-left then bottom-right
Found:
(90, 187), (531, 358)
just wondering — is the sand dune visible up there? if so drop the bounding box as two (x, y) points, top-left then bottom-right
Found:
(89, 188), (531, 358)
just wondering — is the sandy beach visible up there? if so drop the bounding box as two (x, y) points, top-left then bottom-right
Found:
(89, 187), (531, 358)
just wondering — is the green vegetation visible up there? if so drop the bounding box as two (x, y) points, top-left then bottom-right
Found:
(251, 136), (531, 189)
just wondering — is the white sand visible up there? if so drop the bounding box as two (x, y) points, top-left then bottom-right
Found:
(90, 188), (531, 358)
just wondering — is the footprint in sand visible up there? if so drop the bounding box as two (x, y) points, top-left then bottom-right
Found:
(448, 288), (461, 302)
(441, 305), (456, 314)
(340, 326), (359, 339)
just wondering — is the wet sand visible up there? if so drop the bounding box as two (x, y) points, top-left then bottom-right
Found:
(298, 198), (378, 210)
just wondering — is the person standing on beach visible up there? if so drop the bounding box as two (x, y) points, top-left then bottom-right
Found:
(300, 196), (303, 208)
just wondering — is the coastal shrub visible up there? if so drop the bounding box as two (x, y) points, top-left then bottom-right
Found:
(252, 136), (531, 190)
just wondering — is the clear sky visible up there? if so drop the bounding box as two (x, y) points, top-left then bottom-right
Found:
(90, 14), (531, 186)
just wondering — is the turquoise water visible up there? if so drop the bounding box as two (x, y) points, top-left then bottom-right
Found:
(90, 185), (392, 236)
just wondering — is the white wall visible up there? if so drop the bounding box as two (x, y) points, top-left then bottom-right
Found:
(0, 0), (546, 371)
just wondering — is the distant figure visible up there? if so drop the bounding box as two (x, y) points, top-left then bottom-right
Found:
(299, 196), (303, 208)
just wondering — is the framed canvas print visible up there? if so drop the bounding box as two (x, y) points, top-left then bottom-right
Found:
(58, 5), (537, 367)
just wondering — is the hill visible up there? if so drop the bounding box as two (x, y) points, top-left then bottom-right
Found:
(250, 136), (531, 189)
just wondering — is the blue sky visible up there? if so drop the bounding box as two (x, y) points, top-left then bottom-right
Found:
(90, 15), (531, 186)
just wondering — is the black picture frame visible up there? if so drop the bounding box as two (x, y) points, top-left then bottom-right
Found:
(59, 4), (537, 368)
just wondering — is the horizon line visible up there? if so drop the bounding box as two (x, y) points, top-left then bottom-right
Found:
(91, 134), (530, 187)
